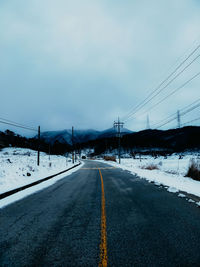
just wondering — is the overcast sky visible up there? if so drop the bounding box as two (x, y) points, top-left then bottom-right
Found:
(0, 0), (200, 135)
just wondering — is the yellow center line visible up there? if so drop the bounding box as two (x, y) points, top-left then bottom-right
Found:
(98, 168), (108, 267)
(80, 167), (116, 170)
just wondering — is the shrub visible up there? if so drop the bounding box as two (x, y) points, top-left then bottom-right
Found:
(141, 164), (159, 170)
(104, 156), (116, 162)
(186, 159), (200, 181)
(23, 152), (31, 156)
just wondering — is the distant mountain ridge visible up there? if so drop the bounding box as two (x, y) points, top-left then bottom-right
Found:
(1, 126), (200, 156)
(40, 127), (133, 145)
(77, 126), (200, 155)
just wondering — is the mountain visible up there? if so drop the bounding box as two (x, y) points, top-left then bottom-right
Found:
(1, 126), (200, 156)
(40, 128), (133, 145)
(75, 126), (200, 156)
(98, 127), (132, 139)
(121, 126), (200, 153)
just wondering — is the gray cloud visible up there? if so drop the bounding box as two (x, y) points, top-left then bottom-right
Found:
(0, 0), (200, 135)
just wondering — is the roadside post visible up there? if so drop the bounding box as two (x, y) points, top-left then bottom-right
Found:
(37, 126), (40, 166)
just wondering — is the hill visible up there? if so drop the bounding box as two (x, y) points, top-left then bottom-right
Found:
(122, 126), (200, 153)
(40, 128), (132, 145)
(1, 126), (200, 156)
(77, 126), (200, 155)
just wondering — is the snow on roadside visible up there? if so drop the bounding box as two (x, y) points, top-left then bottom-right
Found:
(0, 147), (80, 194)
(0, 163), (83, 209)
(96, 155), (200, 199)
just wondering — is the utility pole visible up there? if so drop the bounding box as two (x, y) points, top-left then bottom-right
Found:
(177, 110), (181, 128)
(114, 118), (124, 164)
(146, 115), (150, 129)
(72, 126), (74, 164)
(37, 126), (40, 166)
(48, 144), (51, 161)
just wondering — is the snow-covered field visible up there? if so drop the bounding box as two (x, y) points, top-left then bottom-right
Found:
(0, 147), (79, 194)
(97, 153), (200, 205)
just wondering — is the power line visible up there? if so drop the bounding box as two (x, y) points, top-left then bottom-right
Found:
(124, 53), (200, 122)
(0, 117), (40, 166)
(0, 119), (37, 132)
(152, 96), (200, 129)
(123, 43), (200, 121)
(152, 97), (200, 128)
(181, 102), (200, 117)
(182, 116), (200, 127)
(0, 116), (37, 131)
(155, 116), (177, 129)
(151, 113), (176, 128)
(180, 97), (200, 112)
(138, 71), (200, 119)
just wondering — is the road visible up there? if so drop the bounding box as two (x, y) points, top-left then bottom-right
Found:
(0, 160), (200, 266)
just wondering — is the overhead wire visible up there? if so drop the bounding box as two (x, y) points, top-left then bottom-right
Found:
(181, 102), (200, 117)
(0, 117), (37, 131)
(0, 118), (37, 132)
(152, 97), (200, 129)
(124, 52), (200, 122)
(137, 71), (200, 119)
(122, 43), (200, 121)
(151, 97), (200, 128)
(182, 116), (200, 127)
(180, 97), (200, 112)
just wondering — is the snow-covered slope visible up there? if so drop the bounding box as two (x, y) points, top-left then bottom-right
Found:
(0, 147), (77, 194)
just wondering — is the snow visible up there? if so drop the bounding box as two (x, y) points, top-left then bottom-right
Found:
(167, 187), (179, 193)
(188, 199), (195, 203)
(96, 153), (200, 200)
(0, 147), (81, 194)
(178, 193), (186, 198)
(0, 163), (83, 209)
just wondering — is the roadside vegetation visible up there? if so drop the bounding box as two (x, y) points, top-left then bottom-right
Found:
(141, 163), (159, 170)
(186, 159), (200, 181)
(103, 156), (116, 162)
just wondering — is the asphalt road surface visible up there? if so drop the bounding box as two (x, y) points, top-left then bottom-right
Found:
(1, 160), (200, 266)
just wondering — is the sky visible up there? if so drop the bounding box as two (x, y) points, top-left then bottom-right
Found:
(0, 0), (200, 135)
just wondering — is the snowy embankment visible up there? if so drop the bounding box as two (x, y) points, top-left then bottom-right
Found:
(97, 154), (200, 204)
(0, 147), (80, 194)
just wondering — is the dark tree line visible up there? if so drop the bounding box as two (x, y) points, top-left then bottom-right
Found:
(0, 130), (72, 155)
(1, 126), (200, 157)
(76, 126), (200, 156)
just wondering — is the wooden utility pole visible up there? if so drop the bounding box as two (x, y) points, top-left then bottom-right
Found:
(48, 144), (51, 161)
(114, 118), (124, 164)
(37, 126), (40, 166)
(72, 126), (74, 164)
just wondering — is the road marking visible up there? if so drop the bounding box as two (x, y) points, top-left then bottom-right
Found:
(98, 168), (108, 267)
(81, 167), (116, 170)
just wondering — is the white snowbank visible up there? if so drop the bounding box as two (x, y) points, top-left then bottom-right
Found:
(0, 163), (83, 209)
(0, 147), (80, 194)
(97, 154), (200, 199)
